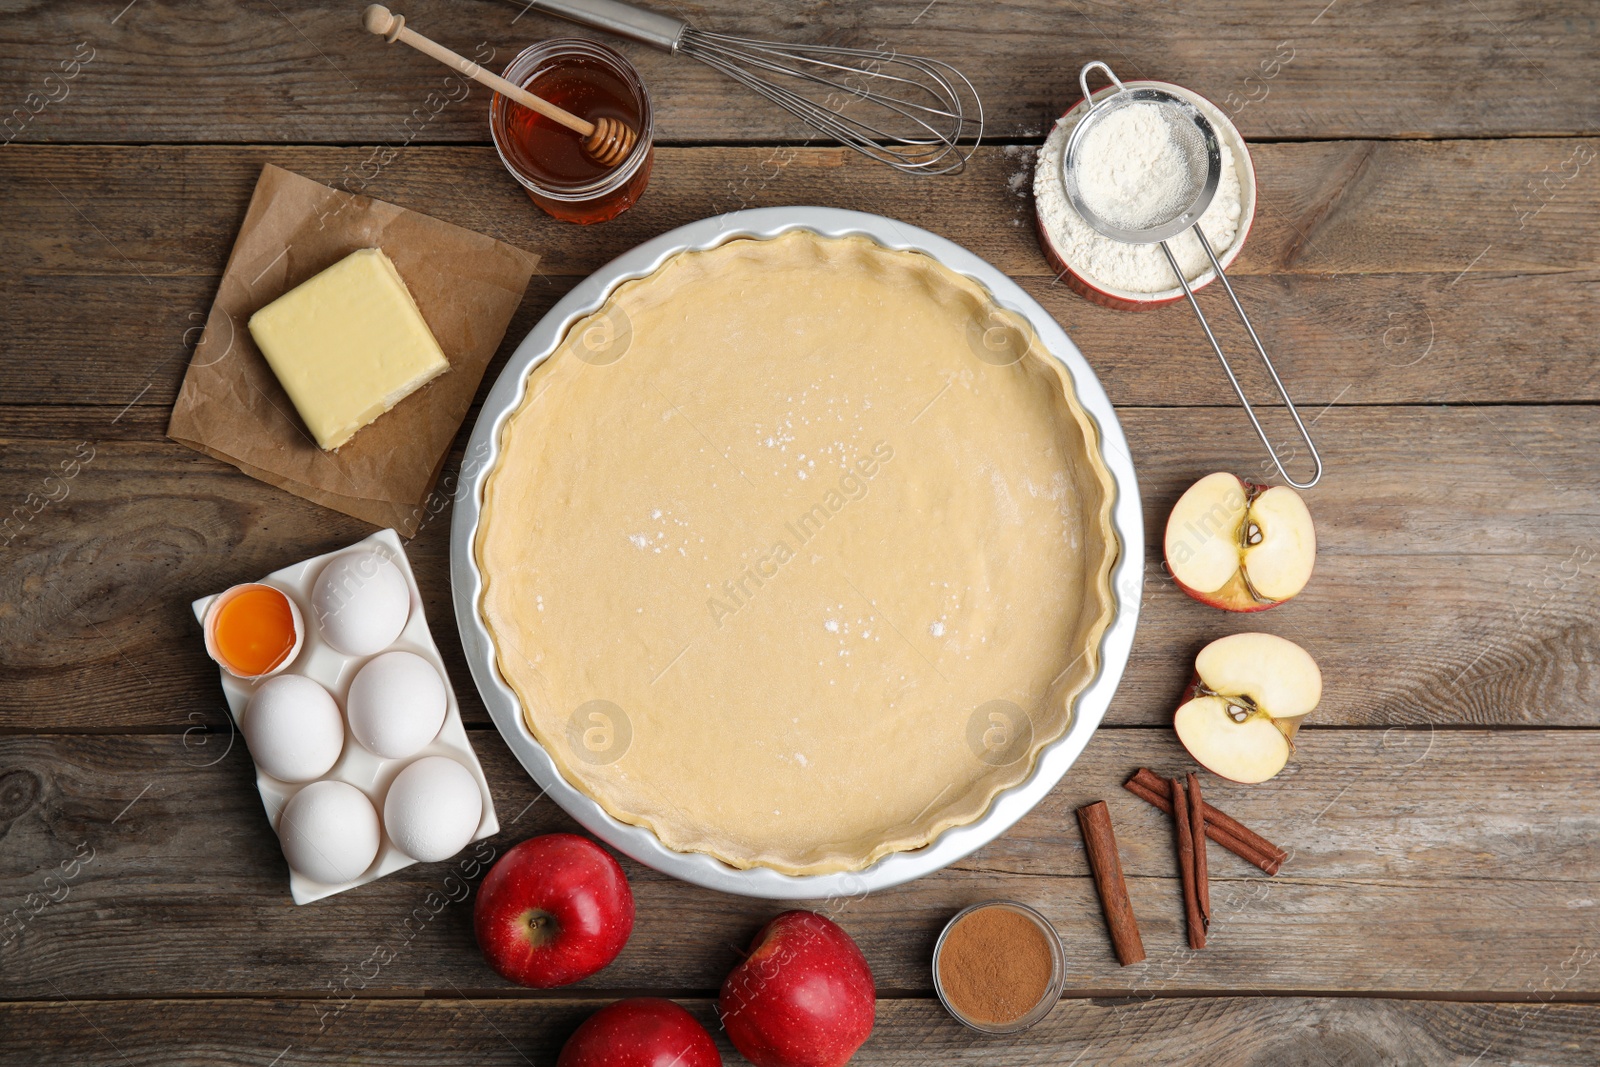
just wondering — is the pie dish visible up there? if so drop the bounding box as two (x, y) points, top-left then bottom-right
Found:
(472, 226), (1120, 876)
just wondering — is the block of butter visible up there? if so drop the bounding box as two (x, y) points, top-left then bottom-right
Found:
(248, 248), (450, 451)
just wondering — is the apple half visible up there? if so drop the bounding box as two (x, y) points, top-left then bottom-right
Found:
(1165, 472), (1316, 611)
(1173, 632), (1322, 784)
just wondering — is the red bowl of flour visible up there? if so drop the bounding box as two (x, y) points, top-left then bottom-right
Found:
(1033, 81), (1257, 311)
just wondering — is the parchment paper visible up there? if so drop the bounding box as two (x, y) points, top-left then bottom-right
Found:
(168, 164), (539, 535)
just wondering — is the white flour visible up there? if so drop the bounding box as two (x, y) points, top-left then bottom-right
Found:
(1034, 97), (1244, 295)
(1075, 103), (1196, 231)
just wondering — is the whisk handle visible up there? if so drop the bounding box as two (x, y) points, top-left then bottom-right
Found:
(522, 0), (686, 51)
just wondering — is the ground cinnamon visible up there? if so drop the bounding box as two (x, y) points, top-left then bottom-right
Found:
(936, 905), (1055, 1026)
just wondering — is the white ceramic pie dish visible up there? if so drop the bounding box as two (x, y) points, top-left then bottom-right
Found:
(450, 207), (1143, 899)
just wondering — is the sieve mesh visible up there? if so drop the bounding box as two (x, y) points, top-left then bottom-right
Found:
(1062, 82), (1222, 246)
(1079, 99), (1209, 232)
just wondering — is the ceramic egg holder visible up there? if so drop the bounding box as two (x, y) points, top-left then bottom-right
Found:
(193, 529), (499, 904)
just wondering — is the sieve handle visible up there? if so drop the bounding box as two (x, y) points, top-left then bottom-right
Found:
(1160, 232), (1324, 489)
(1078, 60), (1127, 107)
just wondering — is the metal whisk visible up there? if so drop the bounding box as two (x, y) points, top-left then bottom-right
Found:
(512, 0), (983, 175)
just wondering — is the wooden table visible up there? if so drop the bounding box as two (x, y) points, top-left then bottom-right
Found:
(3, 1), (1597, 1062)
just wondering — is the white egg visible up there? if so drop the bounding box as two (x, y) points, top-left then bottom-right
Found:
(383, 756), (483, 863)
(243, 674), (344, 783)
(277, 780), (380, 885)
(347, 650), (447, 759)
(311, 550), (410, 655)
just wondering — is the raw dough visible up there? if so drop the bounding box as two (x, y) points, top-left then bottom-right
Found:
(476, 232), (1117, 875)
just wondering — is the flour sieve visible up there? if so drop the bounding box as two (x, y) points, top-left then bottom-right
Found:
(1061, 61), (1323, 489)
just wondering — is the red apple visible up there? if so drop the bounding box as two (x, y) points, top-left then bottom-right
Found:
(474, 833), (634, 988)
(557, 998), (721, 1067)
(719, 910), (875, 1067)
(1165, 472), (1317, 611)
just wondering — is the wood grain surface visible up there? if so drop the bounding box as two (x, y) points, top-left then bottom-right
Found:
(2, 0), (1597, 1064)
(2, 730), (1597, 998)
(3, 142), (1596, 407)
(2, 0), (1596, 144)
(5, 997), (1600, 1066)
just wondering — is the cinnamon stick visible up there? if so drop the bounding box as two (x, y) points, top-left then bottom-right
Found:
(1123, 768), (1287, 875)
(1122, 774), (1270, 871)
(1170, 778), (1205, 950)
(1187, 771), (1210, 928)
(1076, 800), (1145, 966)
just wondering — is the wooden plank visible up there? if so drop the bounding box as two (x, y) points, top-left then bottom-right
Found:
(6, 267), (1597, 411)
(1033, 269), (1600, 408)
(1, 1), (1595, 144)
(3, 141), (1595, 281)
(1, 730), (1597, 998)
(2, 405), (1596, 730)
(2, 996), (1598, 1066)
(3, 142), (1595, 409)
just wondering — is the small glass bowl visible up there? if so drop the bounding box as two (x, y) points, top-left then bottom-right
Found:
(932, 900), (1066, 1035)
(489, 38), (654, 224)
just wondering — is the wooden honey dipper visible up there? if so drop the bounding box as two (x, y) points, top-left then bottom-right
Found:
(361, 5), (638, 169)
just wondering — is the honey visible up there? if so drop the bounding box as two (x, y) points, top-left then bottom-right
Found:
(491, 40), (653, 224)
(501, 57), (640, 186)
(213, 585), (298, 677)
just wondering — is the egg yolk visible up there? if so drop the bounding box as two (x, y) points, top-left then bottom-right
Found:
(214, 586), (297, 676)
